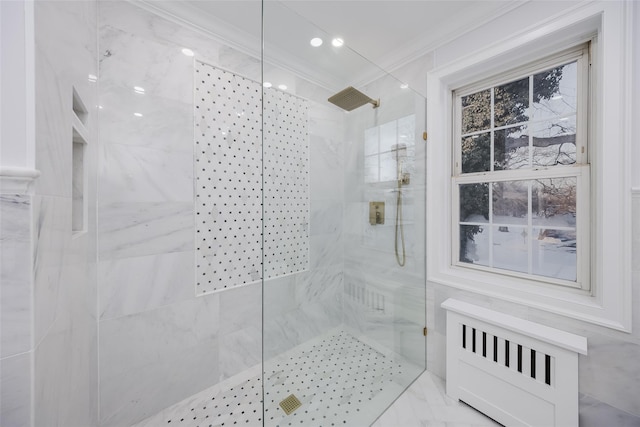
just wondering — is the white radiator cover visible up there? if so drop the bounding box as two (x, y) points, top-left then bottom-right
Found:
(442, 298), (587, 427)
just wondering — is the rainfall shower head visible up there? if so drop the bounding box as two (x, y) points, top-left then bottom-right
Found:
(328, 86), (380, 111)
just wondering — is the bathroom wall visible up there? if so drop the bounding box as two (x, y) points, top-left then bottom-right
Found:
(1, 1), (100, 426)
(97, 2), (344, 426)
(32, 2), (99, 424)
(420, 1), (640, 422)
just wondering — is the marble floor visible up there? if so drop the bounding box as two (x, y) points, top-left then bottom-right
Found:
(133, 329), (499, 427)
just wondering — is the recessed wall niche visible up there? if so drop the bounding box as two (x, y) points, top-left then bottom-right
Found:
(194, 61), (309, 295)
(71, 87), (89, 235)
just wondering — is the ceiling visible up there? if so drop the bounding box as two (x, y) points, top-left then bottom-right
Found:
(143, 0), (522, 90)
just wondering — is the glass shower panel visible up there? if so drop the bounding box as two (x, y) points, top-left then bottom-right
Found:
(262, 3), (427, 425)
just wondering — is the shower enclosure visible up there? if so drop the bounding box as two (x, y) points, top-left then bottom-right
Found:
(96, 1), (426, 426)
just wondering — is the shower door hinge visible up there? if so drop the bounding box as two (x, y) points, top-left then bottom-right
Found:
(423, 327), (428, 336)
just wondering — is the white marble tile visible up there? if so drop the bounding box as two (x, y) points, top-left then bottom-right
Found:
(34, 0), (98, 96)
(310, 232), (343, 270)
(99, 294), (220, 427)
(100, 344), (220, 427)
(309, 134), (344, 200)
(579, 393), (640, 426)
(309, 199), (343, 235)
(98, 201), (194, 260)
(373, 371), (500, 427)
(0, 353), (31, 427)
(579, 334), (640, 417)
(33, 54), (72, 198)
(632, 195), (640, 271)
(98, 85), (193, 152)
(0, 195), (32, 358)
(218, 281), (261, 335)
(99, 24), (194, 105)
(294, 264), (343, 306)
(98, 251), (195, 320)
(99, 142), (193, 204)
(34, 307), (98, 427)
(219, 326), (261, 381)
(32, 195), (73, 345)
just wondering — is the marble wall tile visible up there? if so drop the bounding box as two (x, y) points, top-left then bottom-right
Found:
(309, 134), (344, 200)
(219, 326), (261, 380)
(33, 53), (72, 198)
(0, 353), (31, 427)
(98, 251), (195, 320)
(99, 294), (220, 427)
(34, 304), (98, 427)
(99, 87), (192, 152)
(98, 201), (194, 260)
(579, 393), (640, 427)
(579, 335), (640, 417)
(100, 345), (219, 427)
(309, 199), (343, 236)
(99, 142), (193, 204)
(310, 233), (344, 270)
(32, 195), (70, 345)
(0, 195), (32, 358)
(99, 25), (194, 105)
(218, 282), (261, 335)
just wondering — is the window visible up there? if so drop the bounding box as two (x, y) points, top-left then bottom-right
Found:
(452, 44), (590, 290)
(427, 3), (633, 331)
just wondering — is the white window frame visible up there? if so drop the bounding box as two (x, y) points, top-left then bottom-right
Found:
(426, 2), (633, 332)
(451, 44), (590, 291)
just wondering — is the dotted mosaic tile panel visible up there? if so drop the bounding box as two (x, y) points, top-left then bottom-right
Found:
(262, 89), (310, 279)
(194, 61), (309, 295)
(158, 331), (403, 427)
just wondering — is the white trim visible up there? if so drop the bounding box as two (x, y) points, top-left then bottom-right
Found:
(0, 166), (41, 194)
(427, 1), (633, 332)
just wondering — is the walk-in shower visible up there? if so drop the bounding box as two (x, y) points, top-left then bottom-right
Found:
(95, 1), (426, 426)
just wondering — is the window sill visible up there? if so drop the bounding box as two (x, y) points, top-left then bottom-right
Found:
(427, 266), (627, 332)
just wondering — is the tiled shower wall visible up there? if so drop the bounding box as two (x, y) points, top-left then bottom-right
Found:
(1, 2), (100, 426)
(97, 3), (342, 426)
(194, 61), (310, 295)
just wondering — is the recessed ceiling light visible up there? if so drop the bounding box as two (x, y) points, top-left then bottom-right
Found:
(134, 86), (145, 94)
(263, 82), (272, 88)
(133, 112), (143, 117)
(310, 37), (323, 47)
(331, 38), (344, 47)
(400, 83), (409, 89)
(181, 48), (195, 57)
(278, 84), (287, 90)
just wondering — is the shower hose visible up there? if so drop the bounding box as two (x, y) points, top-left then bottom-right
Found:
(395, 178), (406, 267)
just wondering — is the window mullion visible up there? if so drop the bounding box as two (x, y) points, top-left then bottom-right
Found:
(527, 180), (533, 275)
(490, 87), (495, 172)
(489, 182), (494, 268)
(528, 75), (533, 168)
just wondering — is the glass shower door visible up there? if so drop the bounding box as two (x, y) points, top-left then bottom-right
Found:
(261, 2), (427, 425)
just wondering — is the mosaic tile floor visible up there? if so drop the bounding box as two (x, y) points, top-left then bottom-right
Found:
(133, 330), (496, 427)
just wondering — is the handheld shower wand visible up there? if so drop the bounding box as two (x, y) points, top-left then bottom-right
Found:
(393, 144), (407, 267)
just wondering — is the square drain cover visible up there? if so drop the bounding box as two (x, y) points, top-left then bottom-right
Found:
(279, 394), (302, 415)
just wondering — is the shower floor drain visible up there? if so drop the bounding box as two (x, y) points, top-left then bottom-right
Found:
(278, 394), (302, 415)
(135, 330), (420, 427)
